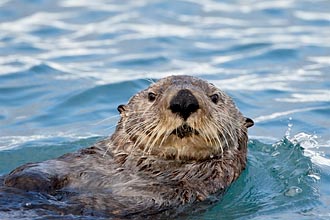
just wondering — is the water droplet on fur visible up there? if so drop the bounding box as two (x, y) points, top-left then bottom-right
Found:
(284, 186), (302, 197)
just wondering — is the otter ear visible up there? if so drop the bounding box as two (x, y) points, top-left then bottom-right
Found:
(117, 104), (127, 114)
(245, 117), (254, 128)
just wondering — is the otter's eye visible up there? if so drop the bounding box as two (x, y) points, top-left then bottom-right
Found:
(148, 92), (156, 102)
(210, 94), (219, 104)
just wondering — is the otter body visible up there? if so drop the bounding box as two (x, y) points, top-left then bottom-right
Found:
(2, 75), (253, 218)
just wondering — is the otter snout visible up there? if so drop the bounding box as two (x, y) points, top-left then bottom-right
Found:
(169, 89), (199, 120)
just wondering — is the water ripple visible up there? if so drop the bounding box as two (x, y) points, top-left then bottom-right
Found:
(0, 0), (329, 219)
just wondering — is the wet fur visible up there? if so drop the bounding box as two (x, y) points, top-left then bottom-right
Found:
(2, 75), (253, 218)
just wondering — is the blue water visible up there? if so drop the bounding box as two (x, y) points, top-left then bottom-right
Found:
(0, 0), (329, 219)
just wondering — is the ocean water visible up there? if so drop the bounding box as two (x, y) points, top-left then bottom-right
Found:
(0, 0), (329, 219)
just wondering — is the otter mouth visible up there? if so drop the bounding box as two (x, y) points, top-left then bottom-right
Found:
(171, 124), (199, 139)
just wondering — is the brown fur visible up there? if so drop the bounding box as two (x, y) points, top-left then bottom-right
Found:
(3, 75), (253, 218)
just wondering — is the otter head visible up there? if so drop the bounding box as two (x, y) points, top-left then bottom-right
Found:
(114, 75), (253, 161)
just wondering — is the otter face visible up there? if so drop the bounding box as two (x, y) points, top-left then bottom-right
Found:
(115, 75), (253, 160)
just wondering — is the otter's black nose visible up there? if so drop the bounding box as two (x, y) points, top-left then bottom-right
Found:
(170, 89), (199, 120)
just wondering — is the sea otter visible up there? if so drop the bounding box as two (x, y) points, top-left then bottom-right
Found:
(2, 75), (254, 218)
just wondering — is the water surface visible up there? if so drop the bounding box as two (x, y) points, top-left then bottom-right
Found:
(0, 0), (329, 219)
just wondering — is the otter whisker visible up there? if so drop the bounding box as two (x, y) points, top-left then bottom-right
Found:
(206, 119), (223, 155)
(201, 122), (216, 148)
(110, 118), (155, 153)
(92, 115), (120, 126)
(130, 121), (158, 153)
(147, 126), (165, 155)
(144, 78), (156, 84)
(215, 111), (244, 127)
(199, 120), (212, 146)
(213, 116), (236, 145)
(159, 129), (172, 150)
(102, 139), (114, 157)
(134, 119), (159, 149)
(144, 123), (163, 155)
(218, 119), (237, 147)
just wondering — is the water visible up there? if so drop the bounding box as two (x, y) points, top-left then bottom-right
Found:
(0, 0), (329, 219)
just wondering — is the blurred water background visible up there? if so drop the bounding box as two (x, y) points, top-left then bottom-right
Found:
(0, 0), (329, 219)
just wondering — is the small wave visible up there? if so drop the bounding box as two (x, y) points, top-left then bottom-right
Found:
(189, 136), (320, 220)
(294, 11), (330, 22)
(289, 132), (330, 168)
(0, 133), (100, 151)
(276, 91), (330, 103)
(254, 106), (330, 123)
